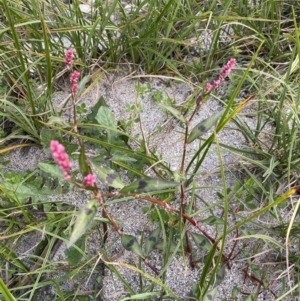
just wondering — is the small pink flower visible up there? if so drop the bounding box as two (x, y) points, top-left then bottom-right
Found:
(65, 49), (74, 69)
(50, 140), (72, 180)
(205, 58), (236, 93)
(83, 174), (96, 187)
(71, 83), (78, 95)
(70, 71), (80, 84)
(70, 70), (80, 95)
(219, 58), (236, 81)
(205, 83), (213, 93)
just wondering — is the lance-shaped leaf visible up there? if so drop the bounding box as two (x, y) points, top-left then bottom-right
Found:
(214, 263), (226, 287)
(65, 236), (86, 266)
(145, 227), (161, 255)
(187, 110), (224, 144)
(190, 232), (212, 252)
(38, 162), (64, 179)
(79, 146), (89, 176)
(76, 75), (89, 97)
(90, 160), (124, 189)
(159, 104), (186, 123)
(155, 241), (177, 253)
(121, 234), (145, 258)
(67, 199), (97, 248)
(120, 178), (179, 194)
(201, 216), (224, 225)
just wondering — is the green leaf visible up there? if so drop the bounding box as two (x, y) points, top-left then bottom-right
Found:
(120, 292), (160, 300)
(0, 278), (17, 301)
(38, 162), (64, 179)
(67, 199), (97, 248)
(155, 241), (177, 253)
(145, 227), (161, 255)
(40, 127), (58, 149)
(34, 238), (49, 257)
(95, 106), (116, 128)
(203, 286), (218, 301)
(201, 216), (224, 225)
(159, 104), (186, 123)
(121, 234), (145, 258)
(90, 160), (124, 189)
(65, 236), (86, 266)
(1, 182), (56, 204)
(187, 110), (224, 144)
(111, 152), (137, 163)
(47, 116), (69, 127)
(190, 232), (212, 252)
(79, 147), (89, 176)
(76, 75), (89, 97)
(214, 263), (225, 287)
(120, 178), (179, 194)
(86, 96), (108, 122)
(231, 286), (240, 298)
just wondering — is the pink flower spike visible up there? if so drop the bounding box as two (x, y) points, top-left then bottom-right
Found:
(205, 58), (236, 94)
(71, 83), (78, 95)
(70, 71), (80, 95)
(205, 83), (213, 93)
(83, 174), (96, 187)
(65, 49), (74, 69)
(70, 71), (80, 84)
(50, 140), (72, 181)
(219, 58), (236, 81)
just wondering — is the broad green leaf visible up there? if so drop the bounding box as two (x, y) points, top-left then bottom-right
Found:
(159, 104), (186, 123)
(121, 234), (145, 258)
(120, 178), (179, 194)
(86, 96), (108, 122)
(94, 106), (119, 144)
(95, 106), (116, 129)
(187, 110), (224, 144)
(0, 278), (17, 301)
(67, 199), (97, 248)
(1, 182), (57, 204)
(190, 232), (212, 252)
(79, 147), (89, 176)
(90, 160), (124, 189)
(145, 227), (161, 255)
(65, 236), (86, 266)
(201, 216), (224, 225)
(38, 162), (64, 179)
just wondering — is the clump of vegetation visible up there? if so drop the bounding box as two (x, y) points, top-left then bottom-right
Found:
(1, 1), (300, 300)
